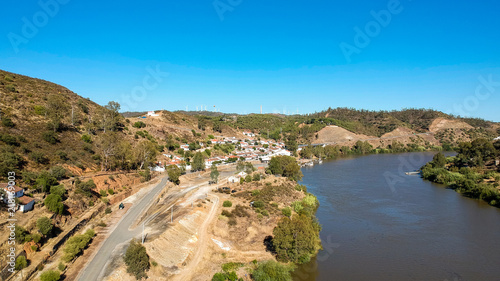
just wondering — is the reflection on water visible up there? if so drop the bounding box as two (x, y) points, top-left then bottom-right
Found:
(294, 152), (500, 281)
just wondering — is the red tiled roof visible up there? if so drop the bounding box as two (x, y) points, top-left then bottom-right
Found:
(2, 185), (23, 193)
(17, 196), (34, 205)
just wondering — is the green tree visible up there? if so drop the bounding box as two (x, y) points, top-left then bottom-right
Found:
(192, 152), (205, 172)
(44, 194), (64, 215)
(46, 94), (69, 132)
(95, 132), (119, 171)
(210, 164), (219, 183)
(124, 239), (150, 280)
(167, 165), (181, 185)
(272, 214), (321, 264)
(15, 255), (27, 270)
(431, 152), (446, 168)
(37, 216), (53, 237)
(62, 229), (95, 262)
(40, 270), (60, 281)
(223, 200), (232, 207)
(252, 260), (295, 281)
(268, 156), (303, 181)
(135, 140), (157, 170)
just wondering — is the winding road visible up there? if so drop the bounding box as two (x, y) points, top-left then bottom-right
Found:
(77, 176), (169, 281)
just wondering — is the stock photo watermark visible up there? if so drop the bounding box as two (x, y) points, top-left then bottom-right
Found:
(451, 74), (499, 117)
(213, 0), (243, 21)
(119, 65), (169, 112)
(4, 172), (18, 274)
(339, 0), (404, 63)
(383, 153), (426, 193)
(7, 0), (70, 53)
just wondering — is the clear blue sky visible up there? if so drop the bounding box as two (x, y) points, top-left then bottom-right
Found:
(1, 0), (499, 121)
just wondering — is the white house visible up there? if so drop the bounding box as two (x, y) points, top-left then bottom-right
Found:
(228, 176), (239, 183)
(147, 111), (159, 117)
(18, 196), (35, 212)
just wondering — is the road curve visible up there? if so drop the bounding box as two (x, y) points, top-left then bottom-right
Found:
(77, 176), (169, 281)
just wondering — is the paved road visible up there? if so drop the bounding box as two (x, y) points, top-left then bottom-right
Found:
(77, 176), (169, 281)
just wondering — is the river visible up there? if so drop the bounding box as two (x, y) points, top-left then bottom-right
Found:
(293, 152), (500, 281)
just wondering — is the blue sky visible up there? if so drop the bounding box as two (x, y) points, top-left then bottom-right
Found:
(1, 0), (499, 121)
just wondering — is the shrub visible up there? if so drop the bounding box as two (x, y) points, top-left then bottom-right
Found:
(282, 207), (292, 217)
(30, 151), (49, 164)
(221, 210), (232, 217)
(34, 105), (46, 115)
(0, 133), (19, 146)
(231, 205), (249, 217)
(58, 262), (66, 271)
(261, 210), (269, 216)
(43, 131), (58, 144)
(101, 198), (109, 205)
(81, 134), (92, 143)
(124, 239), (150, 280)
(32, 233), (41, 243)
(252, 260), (295, 281)
(253, 173), (261, 181)
(105, 207), (112, 214)
(253, 200), (264, 208)
(108, 188), (114, 195)
(222, 200), (232, 207)
(133, 121), (146, 128)
(50, 166), (67, 180)
(100, 190), (108, 197)
(2, 116), (15, 127)
(14, 226), (28, 243)
(75, 179), (96, 197)
(37, 216), (53, 237)
(40, 270), (60, 281)
(62, 229), (95, 262)
(31, 245), (38, 252)
(245, 175), (252, 183)
(44, 194), (64, 215)
(15, 256), (27, 270)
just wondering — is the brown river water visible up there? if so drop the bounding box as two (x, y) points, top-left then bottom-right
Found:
(293, 152), (500, 281)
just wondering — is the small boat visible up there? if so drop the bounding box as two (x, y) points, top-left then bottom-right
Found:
(318, 159), (323, 164)
(405, 171), (420, 175)
(305, 162), (314, 167)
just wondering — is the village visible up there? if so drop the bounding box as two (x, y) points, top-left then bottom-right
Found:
(153, 129), (292, 176)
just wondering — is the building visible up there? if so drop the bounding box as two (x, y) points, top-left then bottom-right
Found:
(18, 196), (35, 212)
(2, 184), (35, 213)
(147, 111), (159, 117)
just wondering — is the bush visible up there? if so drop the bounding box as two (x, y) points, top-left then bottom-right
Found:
(223, 200), (232, 207)
(108, 188), (114, 195)
(221, 210), (232, 217)
(34, 105), (46, 115)
(105, 207), (112, 214)
(14, 226), (28, 243)
(273, 215), (321, 264)
(133, 121), (146, 128)
(58, 262), (66, 271)
(252, 260), (295, 281)
(253, 200), (264, 208)
(43, 131), (58, 144)
(40, 270), (60, 281)
(253, 173), (261, 181)
(75, 179), (96, 197)
(124, 239), (150, 280)
(282, 207), (292, 217)
(81, 134), (92, 143)
(0, 133), (19, 146)
(2, 116), (15, 127)
(100, 190), (108, 197)
(30, 151), (49, 164)
(44, 194), (64, 215)
(62, 229), (95, 262)
(50, 166), (67, 180)
(37, 216), (53, 237)
(15, 256), (27, 270)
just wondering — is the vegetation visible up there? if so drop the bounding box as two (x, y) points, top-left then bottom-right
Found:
(267, 156), (303, 181)
(210, 164), (220, 183)
(252, 260), (295, 281)
(36, 216), (53, 237)
(223, 200), (233, 207)
(44, 194), (64, 215)
(167, 164), (181, 185)
(124, 239), (150, 280)
(421, 138), (500, 207)
(192, 152), (205, 171)
(62, 229), (95, 262)
(40, 270), (60, 281)
(15, 256), (27, 271)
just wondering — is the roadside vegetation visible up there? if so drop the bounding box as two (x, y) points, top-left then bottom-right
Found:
(421, 138), (500, 207)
